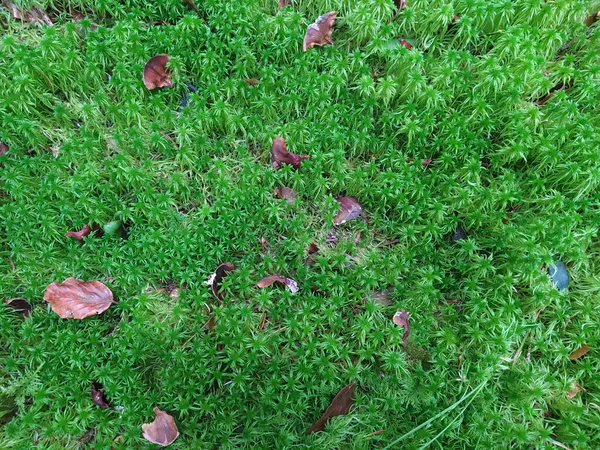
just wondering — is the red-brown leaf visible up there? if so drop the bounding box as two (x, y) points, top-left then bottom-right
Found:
(257, 274), (299, 293)
(143, 54), (172, 90)
(6, 3), (53, 25)
(306, 383), (355, 434)
(333, 196), (365, 225)
(206, 262), (235, 302)
(142, 407), (179, 447)
(243, 78), (260, 86)
(305, 243), (319, 266)
(584, 11), (600, 27)
(569, 345), (590, 361)
(274, 186), (298, 204)
(394, 0), (406, 9)
(66, 224), (99, 241)
(399, 39), (413, 49)
(393, 310), (410, 347)
(91, 382), (109, 408)
(279, 0), (291, 7)
(566, 382), (583, 400)
(43, 278), (113, 319)
(270, 137), (309, 169)
(0, 143), (8, 156)
(5, 298), (32, 318)
(303, 11), (337, 52)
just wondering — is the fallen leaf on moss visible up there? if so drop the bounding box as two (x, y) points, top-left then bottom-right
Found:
(5, 298), (32, 318)
(303, 11), (337, 52)
(257, 274), (299, 293)
(569, 345), (590, 361)
(566, 382), (583, 400)
(66, 224), (100, 241)
(91, 382), (109, 408)
(5, 2), (53, 25)
(333, 197), (365, 225)
(143, 54), (172, 90)
(0, 143), (8, 156)
(279, 0), (291, 7)
(399, 39), (413, 49)
(206, 262), (235, 302)
(243, 78), (260, 86)
(394, 0), (406, 9)
(142, 407), (179, 447)
(270, 137), (309, 169)
(306, 383), (355, 434)
(393, 310), (410, 347)
(44, 278), (113, 319)
(274, 186), (298, 204)
(371, 289), (392, 306)
(584, 11), (600, 27)
(305, 243), (319, 266)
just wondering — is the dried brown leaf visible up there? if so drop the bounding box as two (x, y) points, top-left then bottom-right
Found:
(393, 310), (410, 347)
(303, 11), (337, 52)
(371, 289), (392, 306)
(274, 186), (298, 204)
(143, 54), (172, 90)
(305, 243), (319, 266)
(0, 143), (8, 156)
(142, 407), (179, 447)
(399, 39), (412, 49)
(270, 137), (309, 169)
(5, 298), (32, 318)
(65, 224), (100, 241)
(566, 382), (583, 400)
(243, 78), (260, 86)
(279, 0), (291, 7)
(43, 278), (113, 319)
(394, 0), (406, 9)
(306, 383), (355, 434)
(91, 382), (109, 408)
(569, 344), (590, 361)
(333, 196), (365, 225)
(257, 274), (299, 293)
(206, 262), (235, 301)
(5, 2), (53, 25)
(584, 11), (600, 27)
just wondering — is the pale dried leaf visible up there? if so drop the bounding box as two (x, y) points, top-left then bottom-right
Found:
(569, 344), (590, 361)
(566, 382), (583, 400)
(333, 196), (365, 225)
(142, 408), (179, 447)
(303, 11), (337, 52)
(43, 278), (113, 319)
(257, 274), (299, 293)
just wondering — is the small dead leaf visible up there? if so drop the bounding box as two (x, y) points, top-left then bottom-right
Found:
(566, 382), (583, 400)
(0, 143), (8, 156)
(274, 186), (298, 204)
(306, 383), (355, 434)
(399, 39), (413, 49)
(569, 345), (590, 361)
(143, 54), (172, 90)
(142, 407), (179, 447)
(44, 278), (113, 319)
(305, 243), (319, 266)
(206, 262), (235, 302)
(243, 78), (260, 86)
(366, 429), (387, 437)
(333, 196), (365, 225)
(584, 11), (600, 27)
(393, 310), (410, 347)
(279, 0), (291, 7)
(303, 11), (337, 52)
(394, 0), (406, 9)
(270, 137), (309, 169)
(371, 289), (392, 306)
(5, 2), (53, 25)
(66, 224), (100, 241)
(91, 382), (109, 408)
(257, 274), (299, 293)
(5, 298), (32, 318)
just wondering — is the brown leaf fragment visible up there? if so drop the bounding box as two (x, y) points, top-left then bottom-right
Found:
(243, 78), (260, 86)
(5, 3), (53, 25)
(399, 39), (413, 49)
(393, 310), (410, 347)
(334, 196), (365, 225)
(91, 382), (109, 408)
(5, 298), (32, 318)
(371, 289), (392, 306)
(366, 429), (387, 437)
(257, 274), (299, 293)
(394, 0), (406, 9)
(142, 407), (179, 447)
(303, 11), (337, 52)
(566, 382), (583, 400)
(270, 137), (309, 169)
(0, 143), (8, 156)
(279, 0), (291, 7)
(584, 11), (600, 27)
(305, 243), (319, 266)
(569, 344), (590, 361)
(43, 277), (113, 319)
(306, 383), (355, 434)
(274, 186), (298, 204)
(206, 262), (235, 302)
(143, 54), (172, 90)
(66, 224), (100, 241)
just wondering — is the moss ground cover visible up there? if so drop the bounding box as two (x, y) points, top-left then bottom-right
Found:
(1, 0), (600, 448)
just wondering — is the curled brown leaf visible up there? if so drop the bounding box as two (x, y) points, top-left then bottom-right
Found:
(243, 78), (260, 86)
(66, 224), (100, 241)
(257, 274), (299, 293)
(333, 196), (365, 225)
(569, 344), (590, 361)
(143, 54), (172, 90)
(306, 383), (355, 434)
(270, 137), (309, 169)
(303, 11), (337, 52)
(274, 186), (298, 205)
(206, 262), (235, 302)
(91, 382), (109, 408)
(393, 310), (410, 347)
(5, 298), (32, 318)
(44, 277), (113, 319)
(566, 382), (583, 400)
(142, 407), (179, 447)
(5, 2), (53, 25)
